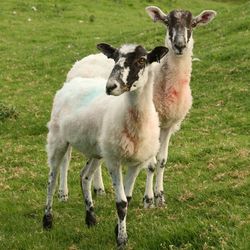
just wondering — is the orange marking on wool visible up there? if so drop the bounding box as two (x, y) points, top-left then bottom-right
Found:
(128, 108), (140, 123)
(121, 127), (136, 155)
(120, 108), (142, 155)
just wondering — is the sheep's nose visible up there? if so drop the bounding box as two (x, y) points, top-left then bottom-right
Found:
(174, 44), (186, 54)
(106, 84), (117, 95)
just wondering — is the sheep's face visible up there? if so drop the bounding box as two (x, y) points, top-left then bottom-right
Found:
(97, 43), (168, 96)
(165, 10), (193, 55)
(146, 6), (217, 56)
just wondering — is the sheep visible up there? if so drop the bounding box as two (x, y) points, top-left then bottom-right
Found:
(143, 7), (217, 208)
(43, 43), (168, 247)
(58, 56), (114, 202)
(58, 54), (114, 202)
(60, 7), (217, 208)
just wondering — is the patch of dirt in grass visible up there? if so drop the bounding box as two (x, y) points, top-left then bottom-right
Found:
(237, 148), (249, 158)
(0, 182), (11, 190)
(214, 170), (249, 182)
(178, 190), (195, 202)
(207, 161), (217, 170)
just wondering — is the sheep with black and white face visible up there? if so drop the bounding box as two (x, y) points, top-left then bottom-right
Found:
(43, 43), (168, 247)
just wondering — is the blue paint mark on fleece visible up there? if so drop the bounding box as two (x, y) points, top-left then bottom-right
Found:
(79, 87), (104, 107)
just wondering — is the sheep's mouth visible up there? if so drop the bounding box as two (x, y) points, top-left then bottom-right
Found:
(173, 47), (185, 56)
(175, 51), (183, 55)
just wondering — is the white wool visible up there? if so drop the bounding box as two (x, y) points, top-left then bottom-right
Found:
(66, 39), (193, 132)
(49, 73), (159, 167)
(66, 53), (114, 81)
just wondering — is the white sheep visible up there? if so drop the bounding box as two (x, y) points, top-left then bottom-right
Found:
(43, 43), (168, 247)
(58, 54), (114, 201)
(58, 51), (115, 203)
(61, 7), (217, 208)
(143, 7), (217, 208)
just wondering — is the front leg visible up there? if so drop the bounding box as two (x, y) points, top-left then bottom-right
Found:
(107, 161), (128, 248)
(154, 128), (172, 207)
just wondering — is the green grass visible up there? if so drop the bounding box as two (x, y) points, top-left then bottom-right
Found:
(0, 0), (249, 249)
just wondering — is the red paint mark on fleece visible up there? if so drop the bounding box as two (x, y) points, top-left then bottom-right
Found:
(172, 89), (179, 97)
(168, 87), (179, 103)
(180, 78), (189, 85)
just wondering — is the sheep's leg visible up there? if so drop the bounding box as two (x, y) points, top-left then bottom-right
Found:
(93, 165), (105, 195)
(124, 165), (141, 205)
(43, 142), (69, 229)
(107, 162), (128, 247)
(154, 128), (172, 207)
(143, 157), (156, 208)
(80, 158), (100, 227)
(58, 146), (72, 202)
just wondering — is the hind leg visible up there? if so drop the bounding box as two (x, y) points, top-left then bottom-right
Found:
(154, 128), (172, 207)
(58, 146), (72, 202)
(93, 165), (105, 195)
(144, 157), (156, 208)
(80, 158), (100, 227)
(124, 164), (141, 205)
(43, 136), (69, 229)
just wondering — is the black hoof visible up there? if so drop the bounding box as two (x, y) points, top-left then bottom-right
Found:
(43, 214), (53, 229)
(86, 210), (97, 227)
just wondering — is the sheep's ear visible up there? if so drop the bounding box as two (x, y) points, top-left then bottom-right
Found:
(147, 46), (169, 63)
(145, 6), (168, 24)
(97, 43), (117, 59)
(192, 10), (217, 28)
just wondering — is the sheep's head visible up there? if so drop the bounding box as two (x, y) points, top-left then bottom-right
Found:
(97, 43), (168, 96)
(146, 6), (217, 56)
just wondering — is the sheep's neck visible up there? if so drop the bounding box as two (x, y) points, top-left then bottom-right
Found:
(121, 75), (154, 154)
(126, 72), (154, 117)
(127, 81), (153, 112)
(158, 49), (192, 88)
(153, 48), (193, 126)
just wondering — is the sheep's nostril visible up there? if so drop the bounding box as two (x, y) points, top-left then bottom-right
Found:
(174, 44), (180, 50)
(174, 44), (186, 52)
(106, 84), (117, 95)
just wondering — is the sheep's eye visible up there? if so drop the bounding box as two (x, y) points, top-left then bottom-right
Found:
(137, 58), (146, 66)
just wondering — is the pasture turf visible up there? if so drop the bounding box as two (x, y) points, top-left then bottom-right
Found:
(0, 0), (249, 249)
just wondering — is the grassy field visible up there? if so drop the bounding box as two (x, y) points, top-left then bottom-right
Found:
(0, 0), (249, 249)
